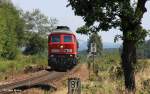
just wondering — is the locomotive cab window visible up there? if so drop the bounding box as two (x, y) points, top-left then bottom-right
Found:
(51, 35), (60, 42)
(64, 35), (72, 42)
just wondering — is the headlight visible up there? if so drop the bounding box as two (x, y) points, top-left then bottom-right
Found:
(50, 54), (54, 57)
(60, 45), (64, 48)
(64, 49), (72, 52)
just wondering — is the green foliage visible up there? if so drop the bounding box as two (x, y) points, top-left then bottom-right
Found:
(68, 0), (122, 30)
(76, 25), (91, 35)
(109, 64), (123, 80)
(76, 26), (103, 55)
(15, 10), (26, 47)
(68, 0), (148, 42)
(81, 50), (124, 94)
(23, 9), (57, 37)
(22, 9), (57, 55)
(0, 2), (21, 59)
(0, 2), (57, 59)
(23, 33), (47, 55)
(0, 53), (47, 80)
(88, 48), (121, 76)
(87, 33), (103, 55)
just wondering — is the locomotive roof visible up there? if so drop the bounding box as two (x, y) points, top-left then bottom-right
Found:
(50, 29), (76, 35)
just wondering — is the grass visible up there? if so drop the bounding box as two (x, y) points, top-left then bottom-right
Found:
(1, 49), (150, 94)
(0, 53), (47, 81)
(80, 49), (150, 94)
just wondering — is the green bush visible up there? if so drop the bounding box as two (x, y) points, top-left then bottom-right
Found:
(23, 34), (47, 55)
(109, 64), (123, 80)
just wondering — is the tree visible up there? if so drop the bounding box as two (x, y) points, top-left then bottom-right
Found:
(87, 32), (103, 56)
(68, 0), (149, 93)
(22, 9), (57, 55)
(23, 9), (57, 37)
(0, 1), (22, 59)
(76, 26), (103, 55)
(23, 33), (46, 55)
(15, 10), (26, 47)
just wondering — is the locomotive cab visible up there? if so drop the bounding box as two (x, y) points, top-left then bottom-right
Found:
(48, 26), (78, 70)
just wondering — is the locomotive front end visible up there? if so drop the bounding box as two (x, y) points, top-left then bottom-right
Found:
(48, 26), (78, 70)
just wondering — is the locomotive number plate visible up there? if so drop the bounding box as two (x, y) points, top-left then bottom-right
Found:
(51, 49), (60, 52)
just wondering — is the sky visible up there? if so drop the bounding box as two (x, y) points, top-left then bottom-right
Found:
(12, 0), (150, 43)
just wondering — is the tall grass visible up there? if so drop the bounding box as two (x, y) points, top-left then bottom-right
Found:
(0, 53), (47, 80)
(80, 49), (150, 94)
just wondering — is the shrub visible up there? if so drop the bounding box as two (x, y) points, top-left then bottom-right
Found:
(109, 64), (123, 80)
(141, 79), (150, 94)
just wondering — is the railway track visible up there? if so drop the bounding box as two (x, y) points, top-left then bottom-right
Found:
(0, 65), (80, 94)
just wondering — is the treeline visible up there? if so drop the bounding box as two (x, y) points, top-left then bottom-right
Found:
(119, 40), (150, 59)
(0, 1), (57, 60)
(137, 40), (150, 59)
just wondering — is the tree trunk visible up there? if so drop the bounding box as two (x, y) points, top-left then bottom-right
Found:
(121, 31), (136, 94)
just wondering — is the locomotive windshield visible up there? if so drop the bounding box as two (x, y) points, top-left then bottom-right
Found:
(64, 35), (72, 42)
(51, 35), (60, 42)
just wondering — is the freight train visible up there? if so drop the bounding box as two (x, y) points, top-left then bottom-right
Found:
(48, 26), (78, 70)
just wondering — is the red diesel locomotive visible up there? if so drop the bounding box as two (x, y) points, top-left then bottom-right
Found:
(48, 26), (78, 70)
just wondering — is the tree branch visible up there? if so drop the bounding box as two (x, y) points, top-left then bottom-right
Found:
(134, 0), (148, 23)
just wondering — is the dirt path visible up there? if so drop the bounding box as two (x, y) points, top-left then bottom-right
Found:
(52, 64), (89, 94)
